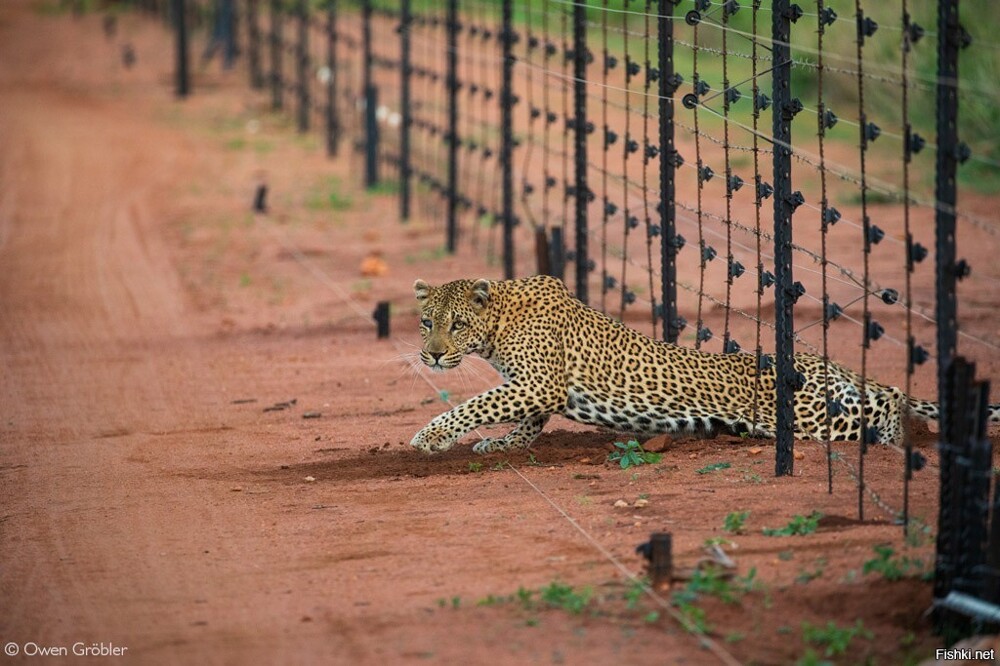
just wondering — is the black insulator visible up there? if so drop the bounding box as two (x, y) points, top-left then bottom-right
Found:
(670, 234), (686, 251)
(827, 399), (844, 417)
(729, 259), (745, 279)
(727, 174), (744, 193)
(820, 7), (837, 27)
(756, 181), (773, 201)
(955, 259), (971, 280)
(604, 200), (618, 216)
(782, 98), (803, 120)
(909, 450), (927, 472)
(697, 327), (713, 343)
(725, 87), (741, 106)
(907, 21), (924, 44)
(605, 54), (618, 71)
(645, 144), (659, 160)
(908, 239), (928, 265)
(786, 190), (805, 210)
(682, 93), (699, 110)
(625, 138), (639, 154)
(866, 317), (884, 343)
(880, 288), (899, 305)
(604, 127), (618, 147)
(823, 108), (838, 130)
(758, 355), (775, 371)
(695, 80), (710, 97)
(627, 215), (639, 229)
(699, 165), (714, 183)
(824, 301), (843, 321)
(724, 338), (741, 354)
(788, 281), (806, 303)
(701, 245), (717, 263)
(685, 10), (701, 26)
(755, 92), (771, 112)
(823, 205), (841, 227)
(858, 15), (878, 38)
(759, 270), (775, 289)
(867, 224), (884, 246)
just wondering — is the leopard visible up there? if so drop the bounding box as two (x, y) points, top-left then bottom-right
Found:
(409, 274), (1000, 454)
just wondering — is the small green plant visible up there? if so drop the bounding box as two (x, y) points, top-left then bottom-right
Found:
(904, 517), (933, 548)
(538, 581), (593, 614)
(696, 461), (732, 475)
(724, 510), (750, 534)
(725, 632), (746, 644)
(795, 559), (826, 585)
(795, 649), (833, 666)
(862, 544), (930, 581)
(762, 511), (823, 537)
(801, 619), (873, 657)
(643, 611), (660, 623)
(491, 461), (508, 471)
(467, 462), (483, 473)
(778, 550), (795, 562)
(608, 440), (663, 469)
(741, 468), (764, 484)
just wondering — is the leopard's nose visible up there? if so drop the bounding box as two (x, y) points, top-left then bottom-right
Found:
(429, 351), (444, 363)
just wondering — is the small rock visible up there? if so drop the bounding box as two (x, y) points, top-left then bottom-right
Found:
(613, 499), (629, 508)
(302, 411), (322, 419)
(304, 476), (316, 483)
(794, 450), (805, 460)
(633, 498), (649, 508)
(688, 453), (698, 459)
(748, 446), (763, 456)
(643, 434), (672, 453)
(231, 487), (243, 492)
(579, 457), (591, 464)
(360, 253), (389, 277)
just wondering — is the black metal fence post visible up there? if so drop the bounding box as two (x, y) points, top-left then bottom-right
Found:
(933, 358), (996, 639)
(269, 0), (282, 111)
(325, 0), (339, 156)
(500, 0), (515, 278)
(295, 0), (309, 132)
(399, 0), (412, 221)
(173, 0), (190, 97)
(934, 0), (962, 435)
(572, 1), (588, 303)
(445, 0), (459, 252)
(658, 0), (679, 343)
(362, 0), (378, 187)
(771, 0), (801, 477)
(247, 0), (263, 88)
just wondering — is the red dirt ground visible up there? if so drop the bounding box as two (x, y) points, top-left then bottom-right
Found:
(2, 3), (999, 665)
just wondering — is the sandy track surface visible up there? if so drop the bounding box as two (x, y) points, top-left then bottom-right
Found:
(1, 2), (996, 664)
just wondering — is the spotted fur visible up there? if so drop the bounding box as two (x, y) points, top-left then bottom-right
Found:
(409, 275), (1000, 454)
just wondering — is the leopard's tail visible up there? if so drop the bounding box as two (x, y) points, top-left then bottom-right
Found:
(907, 396), (1000, 423)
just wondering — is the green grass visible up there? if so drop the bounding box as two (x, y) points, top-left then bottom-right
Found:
(695, 461), (731, 475)
(862, 544), (931, 582)
(723, 510), (749, 534)
(762, 511), (823, 537)
(801, 619), (873, 658)
(607, 440), (663, 469)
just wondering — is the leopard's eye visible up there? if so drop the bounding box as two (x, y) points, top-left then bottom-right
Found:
(420, 318), (433, 329)
(451, 320), (466, 332)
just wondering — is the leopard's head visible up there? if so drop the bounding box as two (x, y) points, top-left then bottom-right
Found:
(413, 278), (492, 371)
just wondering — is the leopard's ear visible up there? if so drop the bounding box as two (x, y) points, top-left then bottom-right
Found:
(469, 279), (490, 311)
(413, 279), (432, 302)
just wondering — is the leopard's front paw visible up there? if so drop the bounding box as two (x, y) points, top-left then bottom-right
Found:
(410, 426), (459, 454)
(472, 437), (506, 455)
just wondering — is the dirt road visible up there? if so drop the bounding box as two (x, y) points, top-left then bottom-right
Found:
(0, 2), (983, 664)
